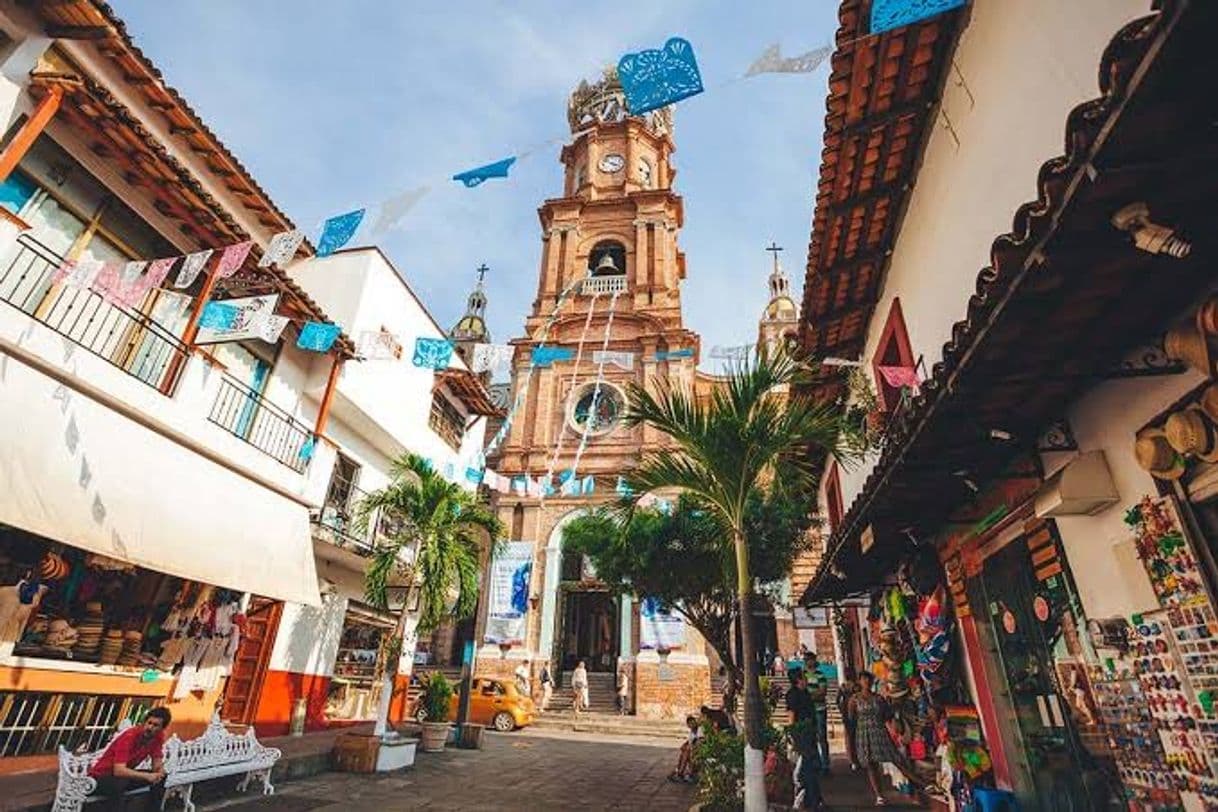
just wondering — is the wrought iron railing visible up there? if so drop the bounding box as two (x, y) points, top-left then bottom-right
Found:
(0, 234), (189, 393)
(581, 274), (628, 296)
(0, 690), (157, 757)
(208, 374), (312, 472)
(312, 480), (375, 554)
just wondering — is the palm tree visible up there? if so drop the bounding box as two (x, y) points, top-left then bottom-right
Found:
(356, 453), (503, 736)
(623, 350), (852, 811)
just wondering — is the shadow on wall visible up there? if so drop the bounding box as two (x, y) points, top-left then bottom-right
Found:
(274, 594), (346, 731)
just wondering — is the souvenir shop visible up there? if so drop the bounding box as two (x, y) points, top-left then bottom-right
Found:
(325, 602), (395, 723)
(0, 525), (245, 756)
(842, 543), (997, 809)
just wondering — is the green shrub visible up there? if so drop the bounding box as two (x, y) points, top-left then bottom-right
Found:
(693, 724), (744, 811)
(421, 672), (453, 722)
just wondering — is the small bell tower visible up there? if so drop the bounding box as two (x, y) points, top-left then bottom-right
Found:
(450, 264), (492, 379)
(758, 242), (798, 355)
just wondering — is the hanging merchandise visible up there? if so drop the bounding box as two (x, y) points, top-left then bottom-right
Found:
(870, 0), (966, 35)
(1090, 665), (1179, 808)
(297, 321), (341, 353)
(452, 156), (517, 188)
(198, 301), (239, 331)
(1127, 495), (1206, 607)
(471, 343), (514, 373)
(258, 229), (306, 268)
(591, 350), (634, 370)
(368, 186), (430, 236)
(173, 249), (215, 289)
(617, 37), (704, 116)
(214, 240), (253, 279)
(316, 208), (366, 258)
(412, 336), (454, 369)
(744, 43), (831, 77)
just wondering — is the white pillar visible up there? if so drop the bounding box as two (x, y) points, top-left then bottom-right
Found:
(618, 594), (633, 657)
(537, 545), (562, 665)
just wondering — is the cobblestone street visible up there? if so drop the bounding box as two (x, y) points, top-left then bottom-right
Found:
(196, 729), (920, 812)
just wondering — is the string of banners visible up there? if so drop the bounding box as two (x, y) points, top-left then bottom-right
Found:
(290, 0), (967, 235)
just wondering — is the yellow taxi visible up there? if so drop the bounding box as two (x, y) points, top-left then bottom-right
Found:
(416, 676), (536, 732)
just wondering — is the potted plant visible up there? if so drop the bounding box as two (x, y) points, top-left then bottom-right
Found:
(418, 672), (454, 752)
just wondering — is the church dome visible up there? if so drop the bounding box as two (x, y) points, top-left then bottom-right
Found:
(765, 296), (798, 321)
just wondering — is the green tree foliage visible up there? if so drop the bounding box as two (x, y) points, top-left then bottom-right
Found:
(357, 453), (503, 633)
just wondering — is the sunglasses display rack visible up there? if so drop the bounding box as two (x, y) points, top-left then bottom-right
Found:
(1090, 667), (1180, 807)
(1129, 613), (1218, 806)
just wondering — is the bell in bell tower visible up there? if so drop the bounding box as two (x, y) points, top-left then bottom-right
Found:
(450, 264), (492, 377)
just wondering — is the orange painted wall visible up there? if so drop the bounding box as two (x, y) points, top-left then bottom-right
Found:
(251, 671), (413, 737)
(0, 665), (224, 741)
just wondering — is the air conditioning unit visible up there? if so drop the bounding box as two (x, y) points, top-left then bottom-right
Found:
(1034, 451), (1120, 517)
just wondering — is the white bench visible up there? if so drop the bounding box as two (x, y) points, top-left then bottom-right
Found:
(54, 714), (282, 812)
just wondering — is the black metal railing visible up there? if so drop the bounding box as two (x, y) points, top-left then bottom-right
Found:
(0, 234), (189, 394)
(311, 479), (375, 554)
(208, 374), (312, 472)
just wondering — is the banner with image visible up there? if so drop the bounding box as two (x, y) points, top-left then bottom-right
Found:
(194, 294), (281, 345)
(483, 541), (534, 645)
(640, 596), (685, 651)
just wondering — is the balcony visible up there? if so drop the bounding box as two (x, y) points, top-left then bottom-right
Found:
(0, 234), (188, 394)
(208, 374), (313, 473)
(311, 481), (374, 554)
(581, 274), (627, 296)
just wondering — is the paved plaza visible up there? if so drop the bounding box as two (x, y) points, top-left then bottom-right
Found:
(197, 728), (922, 812)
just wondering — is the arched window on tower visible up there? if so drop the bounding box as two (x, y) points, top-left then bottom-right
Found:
(588, 240), (626, 277)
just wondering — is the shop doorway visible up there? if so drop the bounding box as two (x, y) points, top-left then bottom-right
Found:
(222, 597), (281, 725)
(556, 589), (617, 674)
(973, 540), (1090, 807)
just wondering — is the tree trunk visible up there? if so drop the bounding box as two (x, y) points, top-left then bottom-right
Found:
(373, 608), (411, 738)
(733, 528), (766, 812)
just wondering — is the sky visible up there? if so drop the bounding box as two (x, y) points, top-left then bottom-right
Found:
(116, 1), (838, 372)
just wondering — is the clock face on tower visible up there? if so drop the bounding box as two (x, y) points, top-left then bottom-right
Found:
(598, 153), (625, 174)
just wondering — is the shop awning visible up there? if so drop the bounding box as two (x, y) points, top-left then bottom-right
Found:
(804, 0), (1218, 604)
(0, 345), (321, 606)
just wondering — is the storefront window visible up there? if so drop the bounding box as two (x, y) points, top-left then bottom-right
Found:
(326, 604), (395, 722)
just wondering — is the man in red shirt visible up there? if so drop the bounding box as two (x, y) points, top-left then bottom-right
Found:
(89, 707), (171, 810)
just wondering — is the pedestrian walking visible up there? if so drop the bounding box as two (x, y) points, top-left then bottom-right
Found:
(804, 651), (831, 774)
(837, 676), (860, 771)
(539, 662), (554, 712)
(572, 660), (590, 714)
(615, 666), (630, 715)
(849, 672), (920, 806)
(514, 659), (531, 697)
(786, 672), (823, 809)
(772, 651), (786, 677)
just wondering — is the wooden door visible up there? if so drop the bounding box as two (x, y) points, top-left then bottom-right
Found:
(222, 597), (282, 725)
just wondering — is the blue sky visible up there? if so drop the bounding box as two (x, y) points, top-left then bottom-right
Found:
(116, 1), (837, 370)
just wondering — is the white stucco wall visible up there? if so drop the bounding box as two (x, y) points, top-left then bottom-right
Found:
(1041, 370), (1206, 620)
(836, 0), (1151, 514)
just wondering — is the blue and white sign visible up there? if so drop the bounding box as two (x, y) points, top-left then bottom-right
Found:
(483, 541), (534, 645)
(640, 596), (685, 651)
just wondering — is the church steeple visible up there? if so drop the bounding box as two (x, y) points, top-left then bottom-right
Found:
(451, 265), (492, 378)
(758, 242), (798, 354)
(451, 264), (491, 344)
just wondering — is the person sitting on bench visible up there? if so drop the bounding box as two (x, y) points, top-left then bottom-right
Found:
(89, 707), (171, 811)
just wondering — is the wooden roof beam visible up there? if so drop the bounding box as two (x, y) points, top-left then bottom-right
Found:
(45, 25), (111, 41)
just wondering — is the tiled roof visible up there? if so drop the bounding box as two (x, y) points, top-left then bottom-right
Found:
(805, 0), (1215, 603)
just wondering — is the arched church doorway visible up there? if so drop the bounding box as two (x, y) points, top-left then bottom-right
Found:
(555, 546), (618, 674)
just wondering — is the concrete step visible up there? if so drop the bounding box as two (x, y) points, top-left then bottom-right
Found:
(532, 712), (688, 739)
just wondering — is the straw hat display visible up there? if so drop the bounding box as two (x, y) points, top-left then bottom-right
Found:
(1166, 410), (1218, 467)
(1135, 428), (1187, 480)
(37, 551), (69, 581)
(1165, 303), (1218, 378)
